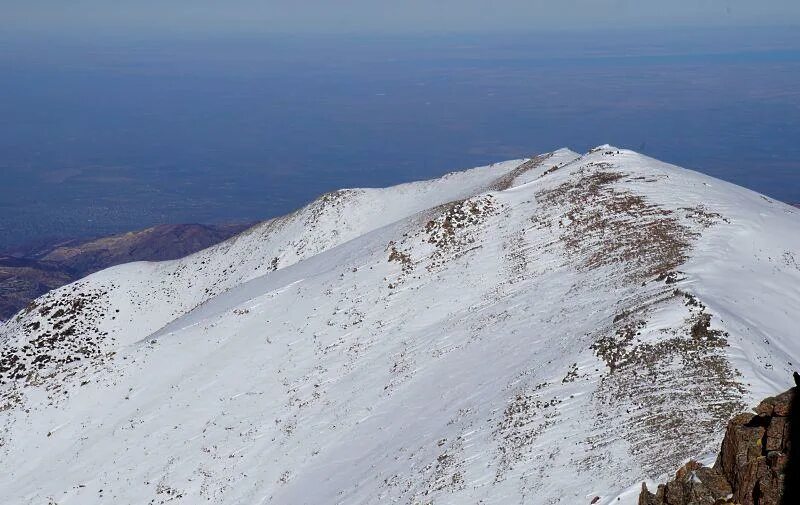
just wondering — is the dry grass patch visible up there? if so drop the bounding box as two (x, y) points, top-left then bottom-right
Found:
(536, 168), (695, 283)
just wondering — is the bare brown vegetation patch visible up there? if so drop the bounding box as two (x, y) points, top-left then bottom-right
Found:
(488, 153), (553, 191)
(680, 205), (730, 227)
(536, 167), (695, 283)
(590, 286), (746, 477)
(386, 196), (500, 289)
(494, 381), (562, 481)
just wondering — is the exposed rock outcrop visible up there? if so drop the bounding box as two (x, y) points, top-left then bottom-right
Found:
(639, 385), (797, 505)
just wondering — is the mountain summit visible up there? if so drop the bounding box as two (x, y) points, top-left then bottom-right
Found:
(1, 147), (798, 504)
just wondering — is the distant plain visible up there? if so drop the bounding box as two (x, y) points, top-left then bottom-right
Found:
(1, 26), (799, 249)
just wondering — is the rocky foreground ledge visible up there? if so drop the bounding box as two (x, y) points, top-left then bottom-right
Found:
(640, 383), (798, 505)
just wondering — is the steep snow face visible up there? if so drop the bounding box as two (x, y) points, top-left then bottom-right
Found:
(1, 147), (798, 505)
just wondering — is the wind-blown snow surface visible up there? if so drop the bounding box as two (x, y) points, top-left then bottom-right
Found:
(1, 147), (799, 505)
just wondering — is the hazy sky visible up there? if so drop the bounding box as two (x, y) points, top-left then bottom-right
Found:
(3, 1), (799, 36)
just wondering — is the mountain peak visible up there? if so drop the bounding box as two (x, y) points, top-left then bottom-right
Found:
(1, 150), (798, 504)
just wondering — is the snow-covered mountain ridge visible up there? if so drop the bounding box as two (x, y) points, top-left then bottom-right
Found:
(1, 146), (798, 504)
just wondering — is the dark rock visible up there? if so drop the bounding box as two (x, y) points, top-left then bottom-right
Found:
(639, 460), (732, 505)
(639, 386), (796, 505)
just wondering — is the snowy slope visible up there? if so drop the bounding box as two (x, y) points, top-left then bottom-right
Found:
(1, 147), (798, 505)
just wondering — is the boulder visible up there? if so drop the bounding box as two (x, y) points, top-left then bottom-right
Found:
(639, 386), (795, 505)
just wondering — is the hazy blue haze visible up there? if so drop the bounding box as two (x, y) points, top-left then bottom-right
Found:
(4, 1), (799, 35)
(1, 27), (799, 248)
